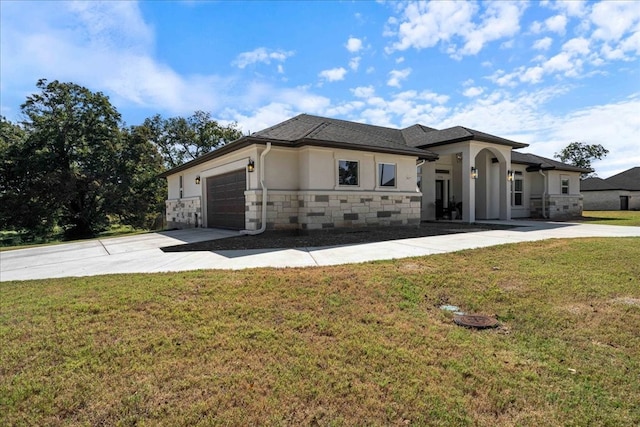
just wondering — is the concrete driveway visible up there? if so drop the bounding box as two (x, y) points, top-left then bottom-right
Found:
(1, 221), (639, 282)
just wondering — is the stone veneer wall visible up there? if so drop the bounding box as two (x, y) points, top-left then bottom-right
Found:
(530, 194), (583, 220)
(166, 197), (202, 229)
(245, 190), (422, 231)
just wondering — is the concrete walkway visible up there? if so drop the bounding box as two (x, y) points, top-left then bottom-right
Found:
(1, 221), (639, 282)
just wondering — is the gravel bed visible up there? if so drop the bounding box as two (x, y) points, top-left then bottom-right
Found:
(161, 222), (514, 252)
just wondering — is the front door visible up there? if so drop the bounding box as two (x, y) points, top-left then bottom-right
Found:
(621, 196), (629, 210)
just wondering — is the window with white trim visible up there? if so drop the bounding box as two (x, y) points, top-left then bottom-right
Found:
(378, 163), (396, 187)
(338, 160), (359, 186)
(179, 175), (183, 198)
(512, 171), (523, 206)
(561, 175), (569, 194)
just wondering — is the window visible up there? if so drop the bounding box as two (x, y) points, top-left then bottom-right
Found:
(378, 163), (396, 187)
(338, 160), (359, 186)
(179, 175), (183, 198)
(512, 172), (523, 206)
(561, 175), (569, 194)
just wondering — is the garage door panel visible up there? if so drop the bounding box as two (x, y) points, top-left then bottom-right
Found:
(206, 170), (246, 230)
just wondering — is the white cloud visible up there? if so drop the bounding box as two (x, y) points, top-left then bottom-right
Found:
(349, 56), (361, 71)
(232, 47), (294, 69)
(387, 68), (411, 87)
(351, 85), (375, 98)
(319, 67), (347, 82)
(386, 1), (526, 59)
(591, 1), (640, 42)
(463, 86), (484, 97)
(0, 1), (233, 115)
(545, 14), (567, 34)
(533, 37), (553, 50)
(345, 37), (363, 53)
(396, 56), (405, 63)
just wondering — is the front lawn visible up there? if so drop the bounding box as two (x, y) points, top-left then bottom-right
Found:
(1, 238), (639, 426)
(580, 210), (640, 226)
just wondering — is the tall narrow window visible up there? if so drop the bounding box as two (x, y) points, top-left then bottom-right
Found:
(512, 172), (523, 206)
(378, 163), (396, 187)
(561, 175), (569, 194)
(338, 160), (359, 186)
(179, 175), (183, 198)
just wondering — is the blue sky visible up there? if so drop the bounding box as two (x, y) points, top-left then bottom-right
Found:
(1, 0), (639, 178)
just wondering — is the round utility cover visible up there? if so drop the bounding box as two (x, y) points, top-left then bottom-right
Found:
(454, 314), (499, 329)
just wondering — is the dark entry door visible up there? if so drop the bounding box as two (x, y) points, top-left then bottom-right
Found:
(206, 170), (246, 229)
(436, 180), (444, 219)
(620, 196), (629, 210)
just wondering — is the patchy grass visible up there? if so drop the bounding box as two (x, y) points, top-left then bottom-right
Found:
(1, 238), (639, 426)
(580, 210), (640, 226)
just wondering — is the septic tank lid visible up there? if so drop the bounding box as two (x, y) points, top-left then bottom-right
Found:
(454, 314), (499, 329)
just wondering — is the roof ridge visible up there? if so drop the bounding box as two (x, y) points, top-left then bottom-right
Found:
(321, 118), (404, 147)
(302, 121), (330, 138)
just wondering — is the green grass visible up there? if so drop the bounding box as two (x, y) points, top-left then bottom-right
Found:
(579, 210), (640, 226)
(1, 238), (639, 426)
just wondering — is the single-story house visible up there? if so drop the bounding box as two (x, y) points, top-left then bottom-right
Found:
(581, 167), (640, 210)
(159, 114), (589, 231)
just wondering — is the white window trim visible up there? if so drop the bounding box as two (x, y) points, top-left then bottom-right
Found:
(561, 175), (570, 194)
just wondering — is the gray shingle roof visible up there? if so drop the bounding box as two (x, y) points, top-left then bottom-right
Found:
(580, 177), (617, 191)
(406, 126), (528, 149)
(604, 167), (640, 190)
(252, 114), (437, 159)
(511, 151), (592, 173)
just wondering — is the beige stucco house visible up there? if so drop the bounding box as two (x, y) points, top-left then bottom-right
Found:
(160, 114), (588, 231)
(581, 167), (640, 210)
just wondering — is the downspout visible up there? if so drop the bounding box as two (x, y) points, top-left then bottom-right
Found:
(416, 159), (426, 191)
(538, 169), (548, 219)
(241, 142), (272, 235)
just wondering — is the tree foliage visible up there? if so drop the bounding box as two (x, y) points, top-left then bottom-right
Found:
(554, 142), (609, 178)
(0, 80), (165, 239)
(141, 111), (243, 169)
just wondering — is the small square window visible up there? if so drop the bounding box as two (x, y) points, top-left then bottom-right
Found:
(338, 160), (359, 186)
(378, 163), (396, 187)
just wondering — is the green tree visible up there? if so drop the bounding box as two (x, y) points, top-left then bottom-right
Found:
(109, 125), (166, 230)
(1, 79), (166, 240)
(142, 111), (243, 168)
(554, 142), (609, 178)
(0, 116), (60, 238)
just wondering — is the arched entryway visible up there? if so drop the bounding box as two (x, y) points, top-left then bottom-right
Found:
(474, 148), (509, 220)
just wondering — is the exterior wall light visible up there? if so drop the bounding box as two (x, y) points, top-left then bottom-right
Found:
(507, 170), (514, 181)
(195, 176), (201, 185)
(247, 159), (255, 173)
(471, 166), (478, 180)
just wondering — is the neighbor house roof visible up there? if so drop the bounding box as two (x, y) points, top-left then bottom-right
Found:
(580, 177), (618, 191)
(511, 151), (592, 173)
(581, 167), (640, 191)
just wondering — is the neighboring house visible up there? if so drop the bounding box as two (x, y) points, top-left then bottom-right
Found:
(159, 114), (589, 231)
(581, 167), (640, 211)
